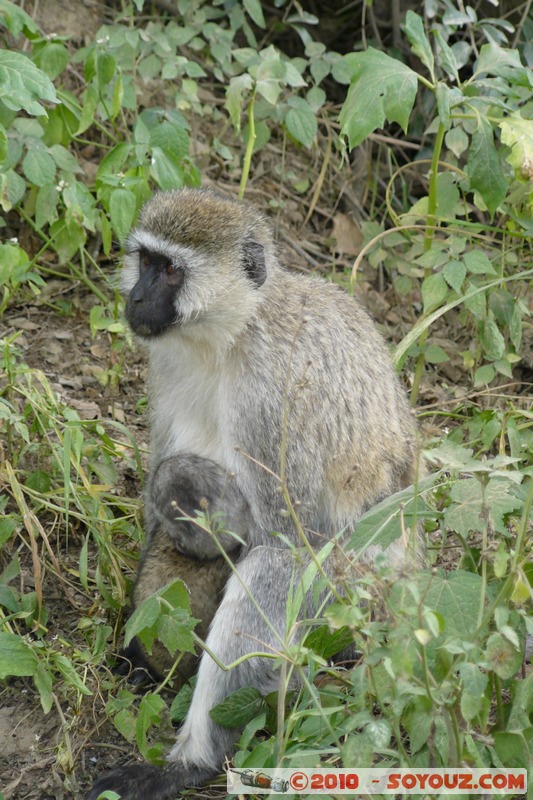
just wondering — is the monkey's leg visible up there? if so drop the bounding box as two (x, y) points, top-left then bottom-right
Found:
(118, 527), (231, 685)
(88, 547), (302, 800)
(148, 454), (250, 559)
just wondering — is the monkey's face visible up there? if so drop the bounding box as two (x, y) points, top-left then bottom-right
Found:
(121, 190), (271, 341)
(123, 244), (185, 337)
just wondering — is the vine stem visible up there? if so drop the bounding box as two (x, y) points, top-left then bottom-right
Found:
(238, 88), (256, 199)
(410, 121), (446, 406)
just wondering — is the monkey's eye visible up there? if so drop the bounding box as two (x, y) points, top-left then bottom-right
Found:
(164, 259), (176, 275)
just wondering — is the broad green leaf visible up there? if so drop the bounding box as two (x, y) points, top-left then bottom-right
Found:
(467, 118), (507, 217)
(34, 662), (53, 714)
(422, 272), (449, 312)
(463, 250), (496, 275)
(109, 188), (136, 243)
(22, 149), (56, 187)
(424, 344), (448, 364)
(485, 632), (522, 680)
(475, 42), (523, 78)
(405, 11), (434, 80)
(445, 126), (468, 158)
(444, 478), (522, 538)
(35, 183), (60, 229)
(0, 632), (37, 678)
(136, 693), (166, 756)
(500, 115), (533, 180)
(35, 42), (69, 80)
(474, 364), (495, 386)
(339, 48), (418, 148)
(432, 29), (459, 82)
(170, 683), (193, 724)
(210, 686), (265, 728)
(124, 595), (160, 647)
(348, 474), (437, 553)
(461, 691), (483, 721)
(53, 654), (92, 695)
(493, 732), (530, 770)
(0, 50), (58, 116)
(243, 0), (265, 28)
(417, 570), (482, 638)
(0, 0), (38, 36)
(156, 608), (196, 656)
(459, 662), (488, 696)
(480, 314), (505, 360)
(507, 673), (533, 730)
(443, 259), (466, 293)
(149, 122), (189, 161)
(285, 100), (317, 148)
(150, 147), (185, 191)
(225, 74), (253, 131)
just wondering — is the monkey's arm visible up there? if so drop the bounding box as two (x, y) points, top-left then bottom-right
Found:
(147, 454), (250, 560)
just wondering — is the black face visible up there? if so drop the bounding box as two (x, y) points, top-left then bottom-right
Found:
(125, 248), (185, 337)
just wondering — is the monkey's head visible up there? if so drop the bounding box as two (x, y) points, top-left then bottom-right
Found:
(121, 189), (275, 342)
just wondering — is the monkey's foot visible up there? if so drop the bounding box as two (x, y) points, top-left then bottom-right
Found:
(88, 762), (217, 800)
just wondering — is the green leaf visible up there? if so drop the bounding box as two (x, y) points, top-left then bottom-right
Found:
(443, 259), (466, 293)
(210, 686), (265, 729)
(0, 0), (39, 36)
(445, 126), (468, 158)
(170, 682), (193, 724)
(480, 314), (505, 360)
(149, 122), (189, 161)
(109, 188), (136, 243)
(424, 344), (448, 364)
(405, 11), (434, 80)
(136, 693), (166, 757)
(500, 115), (533, 181)
(34, 662), (53, 714)
(124, 596), (160, 648)
(467, 118), (507, 217)
(474, 364), (495, 386)
(339, 49), (418, 148)
(243, 0), (265, 28)
(417, 570), (482, 638)
(284, 100), (317, 148)
(0, 632), (37, 678)
(348, 475), (437, 553)
(444, 478), (522, 538)
(150, 147), (185, 191)
(156, 608), (196, 656)
(475, 42), (523, 78)
(225, 74), (253, 131)
(432, 29), (459, 82)
(22, 149), (56, 187)
(96, 52), (117, 91)
(459, 662), (488, 696)
(463, 250), (496, 275)
(493, 732), (530, 771)
(35, 42), (69, 80)
(485, 632), (522, 680)
(422, 272), (449, 312)
(53, 654), (92, 695)
(0, 121), (7, 163)
(0, 50), (58, 116)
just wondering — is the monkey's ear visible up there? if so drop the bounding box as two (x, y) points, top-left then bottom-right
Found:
(242, 239), (267, 287)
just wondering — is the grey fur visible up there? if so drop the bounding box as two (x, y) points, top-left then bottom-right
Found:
(88, 189), (420, 800)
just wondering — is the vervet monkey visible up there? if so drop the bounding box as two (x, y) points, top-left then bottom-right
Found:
(89, 189), (419, 800)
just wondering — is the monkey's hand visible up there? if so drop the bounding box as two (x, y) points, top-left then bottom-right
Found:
(88, 761), (215, 800)
(148, 454), (249, 559)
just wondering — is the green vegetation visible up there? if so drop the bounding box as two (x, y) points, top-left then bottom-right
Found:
(0, 1), (531, 797)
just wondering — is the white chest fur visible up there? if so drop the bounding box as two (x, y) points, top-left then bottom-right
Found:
(148, 336), (230, 465)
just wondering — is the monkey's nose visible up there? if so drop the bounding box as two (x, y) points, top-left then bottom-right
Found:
(129, 285), (144, 304)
